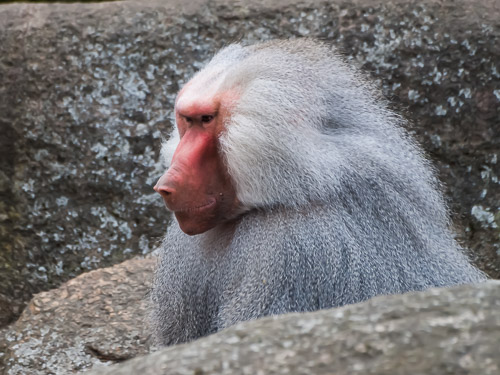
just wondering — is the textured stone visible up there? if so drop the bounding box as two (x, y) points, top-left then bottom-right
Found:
(1, 257), (155, 375)
(0, 0), (498, 326)
(86, 281), (500, 375)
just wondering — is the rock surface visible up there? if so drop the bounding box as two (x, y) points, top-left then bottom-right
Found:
(0, 257), (155, 375)
(1, 262), (497, 375)
(0, 0), (499, 326)
(86, 281), (500, 375)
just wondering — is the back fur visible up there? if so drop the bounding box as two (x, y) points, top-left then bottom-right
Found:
(153, 39), (486, 346)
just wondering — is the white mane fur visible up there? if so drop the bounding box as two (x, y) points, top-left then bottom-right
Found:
(162, 40), (445, 226)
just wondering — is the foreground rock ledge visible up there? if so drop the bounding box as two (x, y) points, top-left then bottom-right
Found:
(1, 257), (155, 375)
(87, 281), (500, 375)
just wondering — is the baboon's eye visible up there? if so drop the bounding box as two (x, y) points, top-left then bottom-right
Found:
(201, 115), (214, 123)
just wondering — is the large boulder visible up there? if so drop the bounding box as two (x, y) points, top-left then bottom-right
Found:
(0, 257), (155, 375)
(0, 0), (498, 326)
(1, 265), (498, 374)
(93, 281), (498, 375)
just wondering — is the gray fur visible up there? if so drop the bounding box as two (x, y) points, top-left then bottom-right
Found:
(151, 39), (486, 346)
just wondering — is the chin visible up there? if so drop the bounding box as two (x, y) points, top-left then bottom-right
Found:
(176, 214), (216, 236)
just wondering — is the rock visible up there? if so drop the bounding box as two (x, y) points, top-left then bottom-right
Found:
(2, 265), (496, 374)
(0, 257), (155, 375)
(85, 281), (500, 375)
(0, 0), (498, 326)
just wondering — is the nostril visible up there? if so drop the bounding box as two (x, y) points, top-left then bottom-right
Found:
(157, 186), (176, 199)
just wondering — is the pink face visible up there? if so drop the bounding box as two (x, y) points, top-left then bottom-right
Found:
(154, 86), (240, 235)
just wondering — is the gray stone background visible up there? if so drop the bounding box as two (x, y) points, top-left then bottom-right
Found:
(0, 0), (499, 328)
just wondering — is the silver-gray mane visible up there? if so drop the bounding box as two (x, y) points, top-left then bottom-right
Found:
(153, 39), (486, 347)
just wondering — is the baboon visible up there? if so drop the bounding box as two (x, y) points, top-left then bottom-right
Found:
(151, 39), (486, 346)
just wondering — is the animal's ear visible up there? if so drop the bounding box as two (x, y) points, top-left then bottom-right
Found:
(160, 127), (180, 168)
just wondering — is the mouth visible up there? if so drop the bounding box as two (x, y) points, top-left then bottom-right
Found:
(173, 198), (217, 214)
